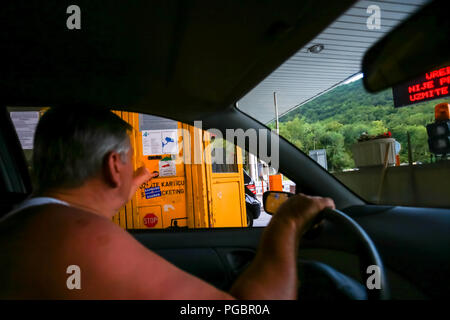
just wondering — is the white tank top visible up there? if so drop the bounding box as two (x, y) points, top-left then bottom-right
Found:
(1, 197), (69, 222)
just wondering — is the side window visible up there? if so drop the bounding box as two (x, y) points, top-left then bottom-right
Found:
(116, 112), (270, 230)
(7, 107), (44, 172)
(7, 108), (292, 230)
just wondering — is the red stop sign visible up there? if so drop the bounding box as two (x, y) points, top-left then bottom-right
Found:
(143, 213), (158, 228)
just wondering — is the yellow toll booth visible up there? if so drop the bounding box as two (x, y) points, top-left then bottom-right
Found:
(112, 111), (248, 229)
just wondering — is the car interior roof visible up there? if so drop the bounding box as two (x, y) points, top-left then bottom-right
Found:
(0, 0), (356, 123)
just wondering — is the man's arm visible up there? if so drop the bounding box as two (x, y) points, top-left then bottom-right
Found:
(57, 210), (234, 299)
(229, 194), (335, 299)
(59, 194), (333, 299)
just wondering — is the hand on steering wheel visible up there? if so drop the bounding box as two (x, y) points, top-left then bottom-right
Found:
(264, 192), (390, 300)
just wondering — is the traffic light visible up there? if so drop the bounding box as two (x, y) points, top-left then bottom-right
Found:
(426, 103), (450, 155)
(427, 121), (450, 155)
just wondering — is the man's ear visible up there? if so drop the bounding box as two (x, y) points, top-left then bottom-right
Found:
(103, 151), (122, 188)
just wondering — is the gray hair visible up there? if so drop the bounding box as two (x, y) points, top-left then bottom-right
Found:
(32, 107), (132, 193)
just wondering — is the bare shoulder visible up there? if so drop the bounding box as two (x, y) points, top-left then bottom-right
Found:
(0, 204), (140, 299)
(33, 205), (233, 300)
(45, 204), (135, 247)
(59, 206), (150, 271)
(16, 203), (134, 254)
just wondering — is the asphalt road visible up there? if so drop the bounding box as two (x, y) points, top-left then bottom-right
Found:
(252, 181), (295, 227)
(253, 194), (272, 227)
(253, 210), (272, 227)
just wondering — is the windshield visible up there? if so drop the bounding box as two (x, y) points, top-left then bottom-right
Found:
(237, 0), (450, 208)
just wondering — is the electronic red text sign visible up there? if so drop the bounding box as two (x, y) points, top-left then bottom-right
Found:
(392, 65), (450, 108)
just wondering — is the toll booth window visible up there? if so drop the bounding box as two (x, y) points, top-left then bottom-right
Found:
(211, 137), (238, 173)
(6, 108), (267, 230)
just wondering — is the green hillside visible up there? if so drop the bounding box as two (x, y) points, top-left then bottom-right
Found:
(275, 79), (447, 172)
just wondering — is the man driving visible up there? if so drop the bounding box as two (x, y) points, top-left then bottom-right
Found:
(0, 107), (334, 299)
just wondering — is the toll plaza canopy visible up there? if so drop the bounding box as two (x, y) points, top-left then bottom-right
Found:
(237, 0), (430, 124)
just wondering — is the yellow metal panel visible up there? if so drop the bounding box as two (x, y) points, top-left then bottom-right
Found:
(135, 176), (187, 228)
(211, 179), (245, 227)
(236, 146), (247, 226)
(119, 204), (127, 228)
(131, 120), (188, 229)
(112, 211), (120, 225)
(182, 123), (196, 229)
(110, 110), (136, 229)
(186, 125), (211, 228)
(127, 111), (140, 229)
(208, 143), (247, 228)
(202, 131), (214, 227)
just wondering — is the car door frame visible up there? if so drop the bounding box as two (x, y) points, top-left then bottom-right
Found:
(0, 106), (32, 216)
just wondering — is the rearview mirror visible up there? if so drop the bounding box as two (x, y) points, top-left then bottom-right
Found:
(263, 191), (293, 215)
(362, 0), (450, 92)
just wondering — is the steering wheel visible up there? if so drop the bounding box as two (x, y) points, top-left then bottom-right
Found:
(263, 191), (390, 300)
(303, 207), (390, 300)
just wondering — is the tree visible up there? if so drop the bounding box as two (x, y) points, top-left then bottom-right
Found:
(277, 79), (444, 170)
